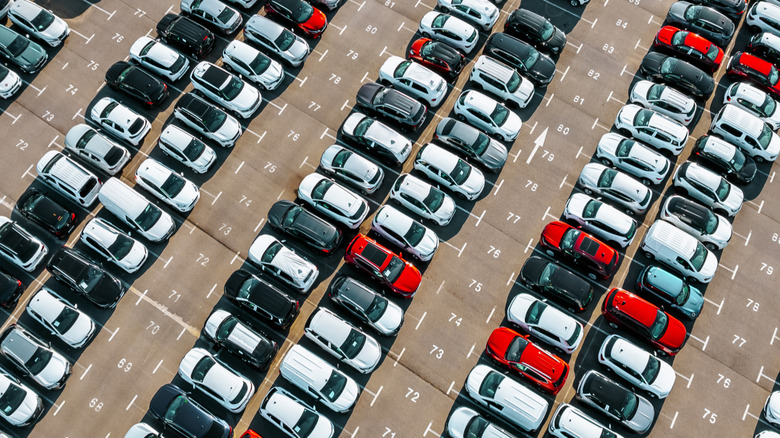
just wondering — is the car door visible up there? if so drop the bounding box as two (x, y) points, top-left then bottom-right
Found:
(355, 256), (382, 278)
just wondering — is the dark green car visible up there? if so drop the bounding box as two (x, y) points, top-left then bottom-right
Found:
(0, 25), (47, 73)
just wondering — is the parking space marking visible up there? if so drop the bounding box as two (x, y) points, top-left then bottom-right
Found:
(718, 263), (739, 280)
(743, 403), (760, 421)
(731, 229), (752, 246)
(441, 240), (467, 257)
(128, 287), (199, 338)
(126, 395), (137, 411)
(107, 327), (120, 342)
(152, 359), (163, 374)
(234, 160), (244, 174)
(415, 311), (427, 330)
(0, 196), (12, 210)
(466, 343), (475, 358)
(703, 297), (724, 315)
(254, 218), (265, 232)
(670, 411), (679, 429)
(558, 66), (569, 82)
(688, 334), (710, 351)
(424, 422), (442, 437)
(365, 385), (383, 406)
(2, 109), (20, 124)
(509, 148), (523, 163)
(675, 371), (694, 388)
(545, 93), (554, 107)
(455, 206), (485, 226)
(540, 0), (596, 25)
(392, 347), (405, 367)
(435, 280), (445, 295)
(79, 0), (116, 19)
(541, 206), (557, 221)
(492, 179), (504, 196)
(347, 427), (359, 437)
(486, 306), (496, 324)
(230, 251), (243, 265)
(341, 99), (351, 111)
(80, 364), (92, 380)
(592, 117), (611, 131)
(360, 71), (369, 83)
(244, 128), (266, 143)
(526, 128), (548, 164)
(348, 0), (366, 9)
(771, 327), (780, 346)
(135, 289), (148, 306)
(52, 400), (64, 416)
(621, 252), (647, 267)
(69, 28), (95, 44)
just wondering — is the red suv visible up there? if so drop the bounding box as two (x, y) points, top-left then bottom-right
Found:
(654, 25), (723, 72)
(540, 221), (619, 279)
(602, 288), (687, 356)
(727, 51), (780, 97)
(345, 234), (422, 297)
(485, 326), (569, 394)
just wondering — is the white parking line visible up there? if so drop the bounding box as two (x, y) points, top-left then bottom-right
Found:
(743, 403), (759, 421)
(670, 411), (678, 429)
(415, 311), (427, 330)
(423, 422), (441, 437)
(153, 359), (163, 374)
(108, 327), (120, 342)
(703, 297), (724, 315)
(80, 364), (92, 380)
(688, 334), (709, 351)
(52, 400), (65, 416)
(392, 347), (405, 367)
(675, 371), (694, 388)
(441, 240), (467, 257)
(486, 306), (496, 324)
(126, 395), (137, 411)
(718, 263), (739, 280)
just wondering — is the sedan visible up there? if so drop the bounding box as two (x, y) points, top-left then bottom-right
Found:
(414, 143), (485, 200)
(507, 293), (584, 354)
(64, 124), (131, 175)
(158, 124), (216, 174)
(26, 288), (96, 349)
(727, 52), (780, 98)
(371, 205), (439, 262)
(0, 325), (71, 390)
(319, 144), (384, 195)
(80, 218), (148, 274)
(389, 174), (456, 226)
(484, 33), (556, 86)
(0, 24), (47, 73)
(267, 200), (343, 253)
(190, 61), (261, 118)
(653, 25), (723, 72)
(129, 36), (190, 82)
(0, 216), (48, 272)
(202, 309), (277, 369)
(504, 8), (566, 55)
(180, 0), (242, 34)
(436, 0), (499, 31)
(90, 97), (151, 146)
(408, 38), (465, 81)
(243, 15), (310, 67)
(8, 0), (68, 47)
(673, 161), (743, 216)
(222, 40), (284, 91)
(540, 220), (619, 279)
(265, 0), (328, 38)
(418, 12), (479, 54)
(485, 326), (569, 394)
(595, 133), (671, 185)
(16, 189), (76, 238)
(519, 256), (593, 312)
(446, 407), (516, 438)
(598, 334), (676, 398)
(378, 55), (447, 107)
(173, 93), (243, 147)
(724, 82), (780, 129)
(135, 159), (201, 213)
(660, 195), (732, 250)
(304, 308), (382, 373)
(47, 248), (125, 308)
(345, 234), (422, 297)
(636, 265), (704, 319)
(433, 117), (507, 172)
(602, 288), (688, 356)
(578, 163), (652, 215)
(0, 370), (42, 427)
(693, 135), (756, 184)
(452, 90), (522, 142)
(259, 387), (334, 438)
(665, 1), (734, 48)
(638, 52), (714, 98)
(247, 234), (319, 292)
(105, 61), (169, 108)
(328, 275), (404, 336)
(297, 173), (369, 229)
(149, 384), (231, 438)
(178, 348), (255, 413)
(340, 112), (413, 165)
(577, 370), (655, 434)
(629, 80), (698, 125)
(564, 193), (637, 248)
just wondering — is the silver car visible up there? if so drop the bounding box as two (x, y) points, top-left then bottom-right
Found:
(319, 145), (384, 195)
(90, 97), (151, 146)
(222, 40), (284, 91)
(614, 103), (689, 155)
(8, 0), (69, 47)
(673, 161), (743, 217)
(259, 387), (334, 438)
(173, 93), (243, 147)
(64, 124), (131, 175)
(247, 234), (319, 292)
(378, 56), (447, 107)
(661, 195), (732, 250)
(578, 163), (651, 215)
(0, 324), (71, 390)
(297, 173), (369, 229)
(437, 0), (499, 31)
(180, 0), (242, 34)
(434, 117), (508, 172)
(389, 173), (456, 226)
(157, 125), (216, 174)
(341, 112), (412, 166)
(244, 15), (310, 67)
(190, 61), (262, 118)
(723, 81), (780, 129)
(80, 218), (148, 273)
(178, 348), (255, 413)
(129, 37), (190, 82)
(371, 205), (439, 261)
(135, 159), (200, 213)
(576, 370), (654, 433)
(595, 133), (670, 185)
(305, 308), (382, 373)
(26, 288), (96, 349)
(563, 193), (637, 248)
(629, 80), (697, 125)
(414, 143), (485, 200)
(453, 90), (522, 142)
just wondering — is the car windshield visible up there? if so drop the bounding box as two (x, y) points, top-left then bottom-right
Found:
(583, 199), (600, 219)
(221, 76), (244, 100)
(559, 228), (580, 251)
(52, 306), (79, 333)
(262, 241), (282, 264)
(217, 8), (235, 24)
(524, 49), (539, 68)
(191, 356), (216, 383)
(215, 316), (237, 341)
(715, 178), (730, 201)
(615, 139), (633, 158)
(183, 138), (206, 161)
(758, 124), (774, 150)
(683, 5), (701, 21)
(0, 383), (26, 416)
(450, 159), (472, 185)
(676, 283), (690, 306)
(506, 70), (521, 93)
(31, 10), (55, 31)
(659, 57), (678, 75)
(540, 20), (555, 41)
(729, 149), (747, 171)
(704, 212), (718, 234)
(394, 60), (410, 78)
(620, 393), (639, 420)
(116, 65), (132, 82)
(7, 35), (29, 57)
(690, 242), (708, 270)
(525, 300), (545, 324)
(760, 93), (777, 115)
(473, 132), (490, 155)
(107, 233), (134, 259)
(633, 109), (653, 126)
(160, 173), (186, 197)
(647, 84), (664, 101)
(432, 13), (448, 28)
(294, 2), (314, 22)
(770, 66), (780, 86)
(478, 371), (502, 398)
(404, 222), (427, 246)
(598, 168), (617, 188)
(353, 116), (373, 137)
(649, 310), (668, 340)
(706, 44), (720, 61)
(641, 356), (660, 383)
(505, 335), (529, 362)
(203, 108), (227, 132)
(340, 329), (366, 359)
(321, 371), (348, 402)
(311, 178), (333, 201)
(539, 262), (555, 288)
(293, 410), (319, 437)
(79, 266), (104, 291)
(365, 295), (388, 321)
(135, 204), (162, 231)
(671, 30), (686, 46)
(164, 395), (187, 422)
(383, 255), (406, 282)
(423, 187), (444, 211)
(490, 103), (509, 126)
(250, 53), (271, 73)
(465, 416), (489, 438)
(282, 205), (301, 228)
(26, 348), (52, 375)
(332, 149), (351, 168)
(568, 322), (582, 345)
(275, 29), (295, 51)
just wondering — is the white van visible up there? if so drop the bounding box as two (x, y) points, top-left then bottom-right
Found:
(36, 151), (102, 207)
(98, 178), (175, 242)
(710, 104), (780, 162)
(279, 344), (359, 413)
(469, 55), (534, 108)
(640, 220), (717, 283)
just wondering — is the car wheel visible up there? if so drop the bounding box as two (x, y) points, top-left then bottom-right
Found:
(715, 208), (729, 217)
(643, 251), (654, 260)
(456, 113), (467, 122)
(582, 188), (593, 195)
(618, 128), (631, 137)
(545, 249), (555, 257)
(570, 0), (580, 5)
(625, 208), (635, 216)
(422, 31), (432, 38)
(755, 155), (765, 164)
(440, 6), (450, 12)
(608, 322), (619, 329)
(600, 158), (612, 166)
(587, 272), (597, 280)
(704, 242), (716, 251)
(501, 133), (512, 142)
(641, 178), (652, 186)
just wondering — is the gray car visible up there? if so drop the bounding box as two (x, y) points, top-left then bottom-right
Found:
(319, 145), (384, 195)
(0, 324), (71, 390)
(434, 117), (507, 172)
(576, 370), (654, 433)
(340, 112), (413, 165)
(222, 40), (284, 91)
(243, 15), (310, 67)
(578, 163), (652, 215)
(64, 124), (131, 175)
(8, 0), (69, 47)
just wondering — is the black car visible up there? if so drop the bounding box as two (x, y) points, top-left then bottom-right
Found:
(503, 8), (567, 56)
(149, 384), (231, 438)
(47, 248), (125, 308)
(355, 82), (427, 132)
(639, 52), (714, 98)
(433, 117), (507, 172)
(693, 135), (756, 184)
(484, 33), (556, 86)
(156, 13), (215, 59)
(267, 200), (342, 253)
(328, 275), (403, 336)
(105, 61), (169, 108)
(747, 32), (780, 66)
(576, 370), (655, 433)
(686, 0), (745, 20)
(16, 189), (76, 238)
(665, 1), (734, 48)
(203, 310), (278, 370)
(519, 256), (594, 312)
(0, 271), (23, 309)
(408, 37), (465, 81)
(223, 269), (300, 329)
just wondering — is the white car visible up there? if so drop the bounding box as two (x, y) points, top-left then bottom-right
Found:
(328, 275), (404, 336)
(129, 37), (190, 82)
(90, 97), (151, 146)
(304, 308), (382, 373)
(453, 90), (522, 141)
(414, 143), (485, 200)
(378, 56), (447, 107)
(340, 112), (413, 165)
(297, 173), (369, 229)
(548, 403), (624, 438)
(389, 174), (456, 226)
(178, 348), (255, 413)
(371, 205), (439, 262)
(190, 61), (261, 118)
(319, 145), (384, 195)
(64, 124), (131, 175)
(124, 423), (162, 438)
(244, 15), (310, 67)
(614, 103), (689, 155)
(8, 0), (69, 47)
(595, 133), (671, 185)
(446, 406), (515, 438)
(173, 93), (243, 147)
(222, 40), (284, 91)
(247, 234), (318, 292)
(80, 218), (148, 273)
(260, 387), (334, 438)
(0, 65), (21, 99)
(0, 216), (48, 272)
(180, 0), (242, 34)
(661, 195), (732, 250)
(598, 334), (675, 398)
(764, 391), (780, 428)
(437, 0), (499, 31)
(578, 163), (652, 215)
(0, 370), (42, 427)
(158, 124), (216, 174)
(135, 159), (200, 212)
(224, 0), (259, 7)
(629, 80), (697, 125)
(723, 82), (780, 129)
(0, 324), (71, 390)
(26, 288), (96, 349)
(507, 293), (584, 354)
(564, 193), (637, 248)
(419, 12), (479, 54)
(673, 161), (743, 217)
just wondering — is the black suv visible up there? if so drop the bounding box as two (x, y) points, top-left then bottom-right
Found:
(16, 189), (76, 238)
(105, 61), (168, 108)
(223, 269), (300, 329)
(267, 200), (342, 254)
(47, 248), (125, 308)
(686, 0), (745, 21)
(504, 9), (566, 56)
(519, 256), (594, 312)
(693, 136), (756, 184)
(156, 13), (215, 58)
(203, 310), (278, 370)
(355, 82), (427, 132)
(665, 2), (734, 48)
(639, 52), (714, 99)
(484, 33), (556, 86)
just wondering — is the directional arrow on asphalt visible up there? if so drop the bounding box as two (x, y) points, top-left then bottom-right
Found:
(526, 127), (548, 164)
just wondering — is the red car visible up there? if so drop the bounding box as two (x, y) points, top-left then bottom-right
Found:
(345, 234), (422, 297)
(539, 221), (619, 279)
(485, 326), (570, 394)
(265, 0), (327, 38)
(241, 431), (262, 438)
(408, 38), (465, 81)
(727, 52), (780, 98)
(602, 288), (687, 356)
(654, 25), (724, 72)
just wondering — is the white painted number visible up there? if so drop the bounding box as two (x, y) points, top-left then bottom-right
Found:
(288, 130), (300, 141)
(405, 388), (419, 402)
(385, 0), (395, 7)
(761, 262), (774, 275)
(112, 33), (124, 42)
(133, 8), (146, 17)
(732, 334), (747, 347)
(65, 84), (78, 95)
(469, 279), (482, 292)
(746, 298), (760, 312)
(573, 95), (585, 105)
(329, 74), (341, 84)
(430, 345), (444, 359)
(309, 101), (320, 111)
(219, 223), (231, 235)
(15, 139), (28, 151)
(383, 428), (396, 438)
(487, 246), (501, 258)
(87, 60), (99, 71)
(588, 69), (600, 80)
(449, 313), (462, 326)
(89, 398), (103, 412)
(146, 321), (160, 335)
(366, 25), (378, 34)
(42, 111), (53, 122)
(542, 149), (555, 161)
(616, 19), (628, 28)
(703, 408), (717, 424)
(602, 44), (614, 54)
(196, 253), (209, 266)
(239, 195), (252, 207)
(264, 161), (276, 173)
(506, 212), (521, 223)
(557, 124), (570, 135)
(347, 50), (359, 60)
(117, 358), (132, 372)
(717, 373), (731, 388)
(525, 180), (538, 191)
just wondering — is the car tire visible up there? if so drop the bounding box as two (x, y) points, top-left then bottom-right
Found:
(625, 208), (635, 216)
(643, 251), (654, 260)
(600, 158), (612, 166)
(422, 31), (432, 38)
(646, 392), (658, 399)
(587, 272), (597, 280)
(755, 155), (765, 164)
(456, 114), (467, 122)
(618, 128), (631, 137)
(570, 0), (580, 5)
(640, 178), (652, 186)
(545, 249), (555, 257)
(440, 6), (450, 12)
(582, 188), (593, 195)
(608, 322), (619, 329)
(704, 242), (716, 251)
(715, 208), (729, 217)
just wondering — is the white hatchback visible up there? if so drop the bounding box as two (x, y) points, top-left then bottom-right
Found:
(8, 0), (69, 47)
(437, 0), (499, 31)
(371, 205), (439, 261)
(178, 348), (255, 413)
(564, 193), (637, 248)
(595, 133), (670, 185)
(222, 40), (284, 90)
(578, 163), (652, 215)
(190, 61), (262, 118)
(319, 144), (384, 195)
(389, 174), (456, 226)
(247, 234), (318, 292)
(80, 218), (148, 273)
(379, 56), (447, 107)
(304, 308), (382, 373)
(64, 124), (131, 175)
(723, 82), (780, 129)
(260, 387), (334, 438)
(673, 161), (743, 217)
(135, 159), (200, 212)
(26, 288), (96, 349)
(414, 143), (485, 200)
(129, 36), (190, 82)
(629, 80), (697, 125)
(418, 12), (479, 54)
(453, 90), (522, 141)
(90, 97), (151, 146)
(598, 334), (675, 398)
(507, 293), (584, 354)
(158, 125), (216, 174)
(614, 103), (689, 155)
(297, 173), (369, 229)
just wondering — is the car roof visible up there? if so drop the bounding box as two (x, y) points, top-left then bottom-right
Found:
(606, 335), (650, 372)
(738, 52), (773, 76)
(731, 82), (769, 106)
(10, 0), (42, 20)
(397, 174), (433, 198)
(195, 62), (232, 88)
(419, 144), (459, 173)
(246, 14), (284, 38)
(0, 328), (37, 365)
(461, 90), (497, 113)
(580, 371), (633, 408)
(309, 308), (351, 347)
(607, 289), (657, 328)
(137, 159), (173, 187)
(666, 196), (711, 225)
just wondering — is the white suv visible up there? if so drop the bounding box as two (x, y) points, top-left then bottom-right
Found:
(641, 219), (718, 283)
(469, 55), (534, 108)
(414, 143), (485, 200)
(723, 82), (780, 129)
(595, 133), (670, 185)
(563, 193), (637, 248)
(598, 334), (675, 398)
(453, 90), (522, 141)
(259, 387), (334, 438)
(280, 344), (359, 413)
(190, 61), (261, 118)
(578, 163), (652, 215)
(378, 56), (447, 107)
(549, 404), (624, 438)
(304, 308), (381, 373)
(673, 161), (743, 217)
(614, 103), (689, 155)
(389, 174), (456, 226)
(506, 293), (584, 353)
(629, 80), (697, 125)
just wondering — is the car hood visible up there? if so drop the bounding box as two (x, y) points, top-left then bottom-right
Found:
(680, 285), (704, 318)
(276, 248), (318, 286)
(640, 52), (666, 74)
(627, 395), (655, 433)
(765, 131), (780, 158)
(7, 390), (38, 425)
(356, 82), (383, 107)
(18, 43), (45, 67)
(352, 336), (382, 371)
(712, 215), (733, 245)
(123, 243), (148, 270)
(658, 314), (687, 351)
(300, 8), (327, 32)
(90, 275), (124, 306)
(667, 2), (689, 21)
(62, 315), (94, 347)
(415, 228), (439, 259)
(375, 301), (404, 335)
(461, 166), (485, 197)
(232, 84), (261, 110)
(286, 36), (310, 60)
(366, 122), (411, 154)
(699, 249), (718, 281)
(144, 211), (175, 241)
(147, 42), (181, 68)
(393, 262), (422, 295)
(332, 375), (360, 412)
(478, 138), (508, 170)
(37, 354), (69, 387)
(738, 156), (757, 181)
(530, 54), (556, 82)
(447, 407), (478, 438)
(40, 17), (68, 41)
(214, 113), (242, 140)
(721, 183), (744, 212)
(0, 69), (18, 92)
(649, 358), (676, 396)
(548, 28), (567, 52)
(499, 110), (523, 136)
